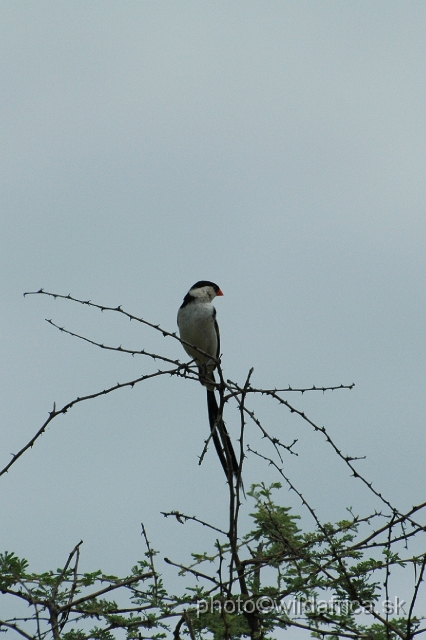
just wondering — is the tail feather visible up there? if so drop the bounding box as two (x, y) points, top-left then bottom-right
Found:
(207, 389), (240, 480)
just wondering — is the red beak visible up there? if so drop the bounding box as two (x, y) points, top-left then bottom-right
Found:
(217, 289), (224, 296)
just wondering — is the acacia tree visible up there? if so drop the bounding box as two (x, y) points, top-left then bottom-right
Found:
(1, 289), (425, 640)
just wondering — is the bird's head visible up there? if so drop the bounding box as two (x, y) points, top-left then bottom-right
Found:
(188, 281), (224, 301)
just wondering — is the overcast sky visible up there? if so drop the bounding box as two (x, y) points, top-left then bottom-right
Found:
(1, 2), (425, 636)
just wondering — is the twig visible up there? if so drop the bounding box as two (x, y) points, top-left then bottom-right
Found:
(161, 511), (227, 536)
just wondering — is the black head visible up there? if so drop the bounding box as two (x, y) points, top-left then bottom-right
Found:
(180, 281), (224, 308)
(190, 280), (222, 294)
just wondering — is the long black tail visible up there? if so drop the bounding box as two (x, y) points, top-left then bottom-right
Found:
(207, 388), (240, 480)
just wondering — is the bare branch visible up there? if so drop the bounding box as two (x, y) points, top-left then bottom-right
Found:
(0, 366), (185, 477)
(46, 318), (184, 365)
(407, 554), (426, 637)
(161, 511), (228, 536)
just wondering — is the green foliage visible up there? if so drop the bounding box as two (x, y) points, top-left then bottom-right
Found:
(1, 483), (424, 639)
(0, 551), (28, 590)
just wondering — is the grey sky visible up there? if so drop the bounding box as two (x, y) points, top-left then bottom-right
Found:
(1, 2), (425, 634)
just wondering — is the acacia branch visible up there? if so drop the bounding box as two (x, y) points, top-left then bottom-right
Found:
(0, 620), (35, 640)
(0, 366), (185, 478)
(15, 288), (425, 640)
(45, 318), (184, 365)
(407, 554), (426, 637)
(164, 557), (221, 587)
(57, 570), (155, 613)
(161, 511), (227, 536)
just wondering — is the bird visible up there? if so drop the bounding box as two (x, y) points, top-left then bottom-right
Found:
(177, 281), (239, 481)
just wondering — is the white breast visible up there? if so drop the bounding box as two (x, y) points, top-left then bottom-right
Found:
(177, 302), (218, 365)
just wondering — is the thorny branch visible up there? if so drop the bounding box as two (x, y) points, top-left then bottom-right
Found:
(0, 289), (423, 640)
(0, 366), (187, 478)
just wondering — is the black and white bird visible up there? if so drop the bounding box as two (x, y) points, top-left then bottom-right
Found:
(177, 281), (239, 480)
